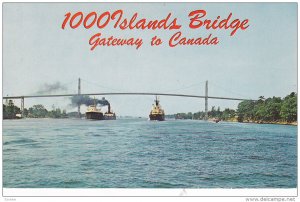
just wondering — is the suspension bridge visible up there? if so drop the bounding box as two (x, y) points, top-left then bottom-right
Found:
(3, 78), (256, 119)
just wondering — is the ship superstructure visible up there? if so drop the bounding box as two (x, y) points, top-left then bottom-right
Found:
(149, 96), (165, 121)
(85, 98), (104, 120)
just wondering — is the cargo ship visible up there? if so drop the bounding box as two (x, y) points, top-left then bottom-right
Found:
(85, 99), (104, 120)
(149, 96), (165, 121)
(104, 104), (116, 120)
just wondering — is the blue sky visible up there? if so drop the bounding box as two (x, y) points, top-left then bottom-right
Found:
(3, 3), (297, 116)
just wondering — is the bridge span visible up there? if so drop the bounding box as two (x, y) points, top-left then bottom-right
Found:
(3, 92), (255, 101)
(3, 80), (256, 119)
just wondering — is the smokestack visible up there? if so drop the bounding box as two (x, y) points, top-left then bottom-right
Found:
(108, 103), (111, 113)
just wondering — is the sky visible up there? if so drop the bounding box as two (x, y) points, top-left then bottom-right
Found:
(3, 3), (297, 117)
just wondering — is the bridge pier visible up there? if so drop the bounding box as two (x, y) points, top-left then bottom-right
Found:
(21, 96), (24, 117)
(78, 78), (81, 118)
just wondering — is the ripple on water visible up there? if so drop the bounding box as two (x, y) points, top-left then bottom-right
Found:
(237, 138), (258, 142)
(141, 180), (187, 188)
(4, 138), (37, 145)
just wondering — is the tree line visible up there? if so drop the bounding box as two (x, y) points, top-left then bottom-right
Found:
(3, 101), (68, 119)
(167, 92), (297, 124)
(237, 92), (297, 123)
(167, 106), (236, 121)
(3, 100), (21, 119)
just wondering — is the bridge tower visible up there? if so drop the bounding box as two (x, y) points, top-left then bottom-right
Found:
(21, 96), (24, 117)
(78, 78), (81, 118)
(204, 80), (208, 120)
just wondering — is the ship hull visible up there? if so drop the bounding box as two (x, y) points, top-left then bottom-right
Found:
(104, 113), (116, 120)
(149, 114), (165, 121)
(86, 112), (104, 120)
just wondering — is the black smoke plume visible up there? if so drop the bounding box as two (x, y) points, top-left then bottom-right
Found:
(71, 95), (110, 107)
(36, 82), (67, 94)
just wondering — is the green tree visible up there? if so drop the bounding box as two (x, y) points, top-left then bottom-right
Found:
(280, 93), (297, 122)
(254, 102), (266, 121)
(3, 100), (21, 119)
(222, 108), (235, 120)
(30, 104), (48, 118)
(237, 100), (255, 122)
(23, 108), (29, 117)
(208, 106), (216, 118)
(264, 97), (282, 121)
(193, 111), (205, 120)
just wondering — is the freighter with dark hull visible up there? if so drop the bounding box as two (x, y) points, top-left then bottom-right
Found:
(86, 104), (104, 120)
(149, 96), (165, 121)
(86, 98), (117, 120)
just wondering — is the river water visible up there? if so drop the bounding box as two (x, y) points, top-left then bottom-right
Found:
(3, 118), (297, 188)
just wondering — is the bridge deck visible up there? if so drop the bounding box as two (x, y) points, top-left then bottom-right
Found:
(3, 92), (255, 101)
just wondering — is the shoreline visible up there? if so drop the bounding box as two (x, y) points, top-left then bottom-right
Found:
(242, 121), (297, 126)
(3, 117), (298, 126)
(222, 119), (297, 126)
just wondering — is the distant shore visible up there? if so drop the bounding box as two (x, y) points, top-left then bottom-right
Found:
(242, 121), (297, 126)
(220, 118), (297, 126)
